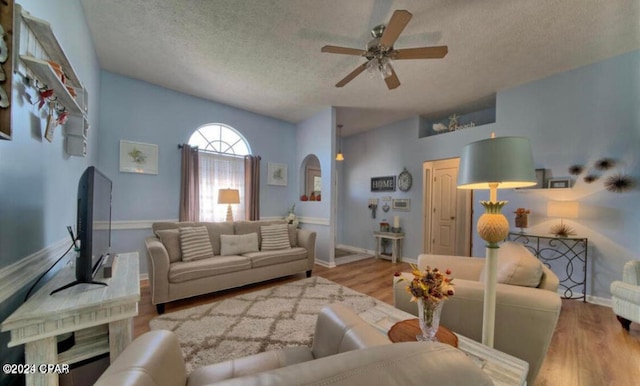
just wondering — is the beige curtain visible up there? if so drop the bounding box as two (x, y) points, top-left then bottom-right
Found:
(244, 155), (261, 220)
(179, 144), (200, 221)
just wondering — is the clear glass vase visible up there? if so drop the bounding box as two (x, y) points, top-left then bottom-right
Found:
(417, 299), (444, 342)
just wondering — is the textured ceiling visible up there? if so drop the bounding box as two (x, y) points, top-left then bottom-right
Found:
(80, 0), (640, 136)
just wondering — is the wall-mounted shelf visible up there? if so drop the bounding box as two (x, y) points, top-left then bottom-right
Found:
(515, 188), (571, 193)
(20, 9), (82, 89)
(20, 55), (84, 115)
(15, 4), (89, 156)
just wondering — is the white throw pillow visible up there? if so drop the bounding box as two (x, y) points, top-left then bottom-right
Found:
(220, 233), (259, 256)
(479, 241), (543, 287)
(261, 224), (292, 251)
(180, 226), (214, 262)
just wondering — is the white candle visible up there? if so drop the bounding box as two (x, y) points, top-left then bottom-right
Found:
(394, 216), (400, 228)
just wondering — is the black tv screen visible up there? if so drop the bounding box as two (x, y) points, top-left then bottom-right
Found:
(76, 166), (112, 282)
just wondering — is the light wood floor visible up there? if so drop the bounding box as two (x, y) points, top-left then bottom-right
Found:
(135, 258), (640, 386)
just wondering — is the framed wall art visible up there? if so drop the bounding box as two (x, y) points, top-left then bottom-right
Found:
(392, 199), (411, 211)
(548, 178), (570, 189)
(268, 162), (288, 186)
(519, 168), (546, 189)
(120, 140), (158, 175)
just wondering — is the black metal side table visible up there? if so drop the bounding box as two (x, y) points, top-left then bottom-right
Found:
(508, 232), (588, 302)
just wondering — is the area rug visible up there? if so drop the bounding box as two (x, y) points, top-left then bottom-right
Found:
(149, 276), (381, 373)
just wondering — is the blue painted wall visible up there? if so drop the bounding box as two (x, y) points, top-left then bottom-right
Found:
(295, 107), (335, 265)
(339, 50), (640, 300)
(0, 1), (101, 383)
(98, 71), (299, 272)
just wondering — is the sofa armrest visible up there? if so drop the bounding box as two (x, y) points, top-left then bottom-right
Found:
(211, 342), (493, 386)
(538, 264), (560, 291)
(311, 303), (390, 359)
(623, 260), (640, 285)
(417, 254), (485, 281)
(95, 330), (187, 386)
(297, 229), (316, 268)
(145, 236), (172, 305)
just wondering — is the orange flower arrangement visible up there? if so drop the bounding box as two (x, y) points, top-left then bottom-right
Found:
(402, 265), (455, 304)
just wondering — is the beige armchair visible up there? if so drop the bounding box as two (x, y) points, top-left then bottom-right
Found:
(610, 260), (640, 330)
(393, 252), (562, 385)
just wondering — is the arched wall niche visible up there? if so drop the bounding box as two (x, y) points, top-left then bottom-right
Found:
(299, 154), (321, 201)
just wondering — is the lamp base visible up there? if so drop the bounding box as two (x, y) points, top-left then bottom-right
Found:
(225, 204), (234, 222)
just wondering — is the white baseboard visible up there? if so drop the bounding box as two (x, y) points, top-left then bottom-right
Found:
(315, 258), (336, 268)
(0, 238), (71, 304)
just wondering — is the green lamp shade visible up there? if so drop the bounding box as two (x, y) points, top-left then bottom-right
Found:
(457, 136), (537, 189)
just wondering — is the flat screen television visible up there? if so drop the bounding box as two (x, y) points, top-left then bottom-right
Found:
(51, 166), (112, 295)
(76, 166), (112, 282)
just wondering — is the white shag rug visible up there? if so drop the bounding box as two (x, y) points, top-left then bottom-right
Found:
(149, 276), (380, 373)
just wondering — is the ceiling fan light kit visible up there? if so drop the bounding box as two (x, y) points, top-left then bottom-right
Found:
(321, 9), (448, 90)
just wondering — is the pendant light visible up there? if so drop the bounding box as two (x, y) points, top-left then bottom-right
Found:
(336, 124), (344, 161)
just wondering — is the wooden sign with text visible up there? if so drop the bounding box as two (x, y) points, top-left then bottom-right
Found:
(371, 176), (396, 192)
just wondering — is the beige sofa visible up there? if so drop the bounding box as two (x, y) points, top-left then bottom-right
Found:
(393, 245), (562, 385)
(146, 220), (316, 314)
(95, 304), (493, 386)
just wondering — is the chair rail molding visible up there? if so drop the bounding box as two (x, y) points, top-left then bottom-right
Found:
(0, 238), (70, 304)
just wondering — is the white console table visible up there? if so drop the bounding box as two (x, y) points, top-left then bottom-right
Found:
(373, 231), (404, 263)
(1, 252), (140, 386)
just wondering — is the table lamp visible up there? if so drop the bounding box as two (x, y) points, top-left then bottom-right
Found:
(457, 134), (536, 347)
(547, 201), (579, 237)
(218, 188), (240, 222)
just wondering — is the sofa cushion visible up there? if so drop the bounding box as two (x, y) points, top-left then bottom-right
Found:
(288, 225), (298, 248)
(234, 220), (289, 247)
(479, 241), (543, 287)
(243, 247), (307, 268)
(198, 222), (235, 255)
(156, 229), (182, 263)
(180, 226), (215, 262)
(168, 255), (251, 283)
(261, 224), (291, 251)
(220, 233), (259, 256)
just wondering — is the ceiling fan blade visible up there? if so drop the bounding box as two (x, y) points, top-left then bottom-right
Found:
(379, 10), (412, 48)
(393, 46), (448, 60)
(321, 45), (367, 56)
(335, 63), (367, 88)
(384, 67), (401, 90)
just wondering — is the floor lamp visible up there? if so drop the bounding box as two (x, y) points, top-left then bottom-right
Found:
(457, 135), (536, 347)
(218, 188), (240, 222)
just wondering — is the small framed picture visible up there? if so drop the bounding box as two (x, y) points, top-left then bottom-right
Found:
(548, 178), (570, 189)
(120, 140), (158, 175)
(518, 168), (545, 189)
(268, 162), (288, 186)
(392, 199), (411, 211)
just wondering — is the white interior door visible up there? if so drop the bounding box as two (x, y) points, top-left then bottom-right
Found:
(423, 158), (472, 256)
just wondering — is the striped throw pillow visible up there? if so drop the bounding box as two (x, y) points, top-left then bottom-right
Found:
(180, 226), (214, 262)
(260, 224), (292, 251)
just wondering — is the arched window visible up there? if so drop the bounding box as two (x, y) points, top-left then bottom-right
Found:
(188, 124), (251, 222)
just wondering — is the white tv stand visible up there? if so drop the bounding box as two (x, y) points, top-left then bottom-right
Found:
(1, 252), (140, 386)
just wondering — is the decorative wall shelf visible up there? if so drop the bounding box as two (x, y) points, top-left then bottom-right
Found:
(14, 5), (88, 156)
(19, 9), (82, 89)
(20, 55), (83, 114)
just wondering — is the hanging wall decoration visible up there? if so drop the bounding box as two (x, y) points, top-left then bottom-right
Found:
(568, 165), (583, 175)
(583, 174), (599, 184)
(595, 158), (615, 170)
(604, 174), (635, 193)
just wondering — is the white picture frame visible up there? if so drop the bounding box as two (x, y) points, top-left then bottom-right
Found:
(268, 162), (288, 186)
(119, 140), (158, 175)
(392, 199), (411, 211)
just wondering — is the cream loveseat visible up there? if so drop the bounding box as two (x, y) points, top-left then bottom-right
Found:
(611, 260), (640, 330)
(146, 220), (316, 314)
(95, 304), (493, 386)
(393, 242), (562, 385)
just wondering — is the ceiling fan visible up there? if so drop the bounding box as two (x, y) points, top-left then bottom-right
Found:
(321, 10), (448, 90)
